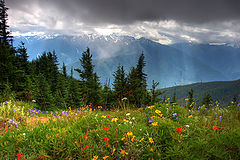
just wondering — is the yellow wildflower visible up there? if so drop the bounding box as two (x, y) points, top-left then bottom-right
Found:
(111, 118), (118, 122)
(152, 122), (158, 126)
(98, 106), (102, 109)
(148, 105), (154, 109)
(127, 132), (133, 136)
(167, 98), (170, 100)
(172, 102), (177, 105)
(131, 136), (136, 142)
(92, 156), (98, 160)
(123, 119), (128, 122)
(150, 148), (154, 152)
(120, 149), (128, 157)
(188, 115), (193, 118)
(151, 116), (156, 119)
(112, 148), (116, 155)
(121, 137), (126, 141)
(149, 137), (154, 144)
(185, 98), (189, 101)
(101, 115), (106, 118)
(155, 110), (161, 114)
(103, 156), (109, 160)
(139, 138), (144, 142)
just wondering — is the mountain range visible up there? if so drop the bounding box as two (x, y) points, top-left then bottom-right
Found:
(13, 34), (240, 88)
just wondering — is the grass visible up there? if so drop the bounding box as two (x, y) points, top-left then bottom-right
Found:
(0, 100), (240, 160)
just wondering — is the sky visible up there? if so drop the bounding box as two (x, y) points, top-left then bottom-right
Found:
(6, 0), (240, 45)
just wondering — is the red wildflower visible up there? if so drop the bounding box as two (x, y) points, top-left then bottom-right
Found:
(104, 137), (110, 143)
(212, 126), (217, 131)
(85, 145), (90, 149)
(202, 123), (206, 126)
(82, 133), (88, 139)
(5, 125), (8, 131)
(103, 127), (109, 131)
(106, 116), (111, 119)
(80, 148), (85, 152)
(16, 153), (23, 160)
(176, 127), (182, 133)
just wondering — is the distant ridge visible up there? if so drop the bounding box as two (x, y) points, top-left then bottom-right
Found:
(160, 79), (240, 106)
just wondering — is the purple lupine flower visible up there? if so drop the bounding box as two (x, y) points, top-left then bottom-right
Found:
(146, 106), (149, 108)
(38, 110), (40, 114)
(56, 115), (59, 118)
(238, 103), (240, 107)
(169, 107), (171, 109)
(46, 111), (48, 113)
(53, 116), (55, 119)
(149, 118), (153, 123)
(4, 101), (7, 104)
(9, 120), (12, 123)
(173, 113), (177, 117)
(215, 113), (217, 116)
(117, 110), (119, 113)
(176, 117), (179, 120)
(51, 111), (53, 115)
(55, 111), (58, 115)
(219, 116), (222, 121)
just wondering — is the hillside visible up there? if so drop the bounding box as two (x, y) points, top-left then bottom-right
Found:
(160, 79), (240, 106)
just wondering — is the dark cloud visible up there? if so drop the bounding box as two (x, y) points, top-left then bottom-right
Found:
(7, 0), (240, 25)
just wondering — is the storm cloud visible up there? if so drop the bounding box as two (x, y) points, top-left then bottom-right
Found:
(6, 0), (240, 44)
(7, 0), (240, 24)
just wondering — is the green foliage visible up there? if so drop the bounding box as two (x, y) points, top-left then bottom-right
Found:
(75, 48), (101, 106)
(113, 64), (127, 101)
(0, 101), (239, 159)
(202, 93), (213, 107)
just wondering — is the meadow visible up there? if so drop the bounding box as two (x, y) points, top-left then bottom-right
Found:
(0, 100), (239, 160)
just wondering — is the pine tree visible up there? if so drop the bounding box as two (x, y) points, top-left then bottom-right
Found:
(187, 88), (194, 109)
(113, 64), (127, 101)
(62, 62), (67, 78)
(171, 89), (177, 104)
(136, 52), (147, 88)
(68, 78), (82, 108)
(75, 48), (101, 106)
(0, 0), (12, 46)
(32, 74), (54, 110)
(202, 93), (213, 108)
(150, 80), (164, 105)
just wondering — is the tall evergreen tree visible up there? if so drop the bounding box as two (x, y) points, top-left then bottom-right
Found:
(62, 62), (67, 78)
(113, 64), (127, 101)
(75, 48), (101, 106)
(136, 52), (147, 88)
(0, 0), (12, 46)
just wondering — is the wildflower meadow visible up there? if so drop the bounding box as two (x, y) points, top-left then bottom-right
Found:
(0, 100), (239, 160)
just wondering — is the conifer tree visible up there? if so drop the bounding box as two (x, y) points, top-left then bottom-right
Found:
(0, 0), (12, 46)
(150, 80), (163, 105)
(202, 93), (213, 107)
(32, 74), (54, 110)
(75, 48), (101, 106)
(171, 89), (177, 104)
(113, 64), (127, 101)
(187, 88), (194, 109)
(62, 62), (67, 78)
(136, 52), (147, 88)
